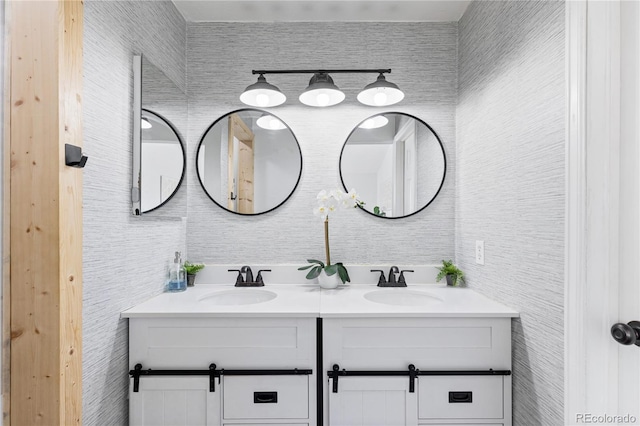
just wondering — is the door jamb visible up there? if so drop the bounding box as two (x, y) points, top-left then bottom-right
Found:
(565, 0), (624, 422)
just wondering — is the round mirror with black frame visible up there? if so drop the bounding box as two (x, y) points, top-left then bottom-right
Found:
(141, 108), (186, 213)
(196, 108), (303, 215)
(339, 112), (446, 219)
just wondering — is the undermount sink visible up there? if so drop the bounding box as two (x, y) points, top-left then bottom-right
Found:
(364, 289), (442, 306)
(198, 289), (277, 305)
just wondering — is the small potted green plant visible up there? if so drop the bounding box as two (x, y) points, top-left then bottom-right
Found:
(184, 261), (205, 287)
(436, 260), (465, 287)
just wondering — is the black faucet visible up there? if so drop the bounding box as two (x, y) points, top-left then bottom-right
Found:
(388, 266), (400, 284)
(241, 265), (254, 283)
(371, 269), (387, 286)
(398, 269), (414, 285)
(371, 266), (414, 287)
(228, 266), (271, 287)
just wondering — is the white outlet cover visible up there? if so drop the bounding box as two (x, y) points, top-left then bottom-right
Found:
(476, 240), (485, 265)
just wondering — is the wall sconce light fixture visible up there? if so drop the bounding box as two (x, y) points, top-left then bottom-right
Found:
(240, 69), (404, 108)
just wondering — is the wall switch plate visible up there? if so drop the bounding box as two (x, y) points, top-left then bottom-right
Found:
(476, 240), (485, 265)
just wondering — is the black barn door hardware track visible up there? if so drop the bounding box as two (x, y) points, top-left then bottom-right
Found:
(130, 363), (312, 392)
(327, 364), (511, 393)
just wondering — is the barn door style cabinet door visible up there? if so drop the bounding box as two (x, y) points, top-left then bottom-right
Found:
(328, 377), (418, 425)
(130, 377), (220, 425)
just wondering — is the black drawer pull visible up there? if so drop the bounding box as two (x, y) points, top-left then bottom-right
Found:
(254, 391), (278, 403)
(449, 391), (472, 403)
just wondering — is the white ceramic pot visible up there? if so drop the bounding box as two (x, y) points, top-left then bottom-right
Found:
(317, 269), (341, 289)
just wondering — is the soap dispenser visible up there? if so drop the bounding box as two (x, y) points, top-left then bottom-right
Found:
(166, 251), (187, 292)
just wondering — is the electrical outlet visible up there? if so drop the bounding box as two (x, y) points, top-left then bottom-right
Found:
(476, 240), (485, 265)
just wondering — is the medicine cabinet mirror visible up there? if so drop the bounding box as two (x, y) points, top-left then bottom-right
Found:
(132, 55), (187, 215)
(196, 109), (303, 215)
(340, 112), (446, 218)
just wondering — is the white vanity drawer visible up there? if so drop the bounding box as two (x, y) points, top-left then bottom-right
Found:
(223, 375), (309, 420)
(418, 376), (504, 420)
(129, 317), (315, 369)
(323, 318), (512, 370)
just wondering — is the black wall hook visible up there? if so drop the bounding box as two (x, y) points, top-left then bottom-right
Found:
(65, 144), (88, 168)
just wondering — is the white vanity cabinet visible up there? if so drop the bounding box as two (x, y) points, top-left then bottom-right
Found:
(322, 317), (512, 426)
(124, 283), (518, 426)
(128, 317), (317, 426)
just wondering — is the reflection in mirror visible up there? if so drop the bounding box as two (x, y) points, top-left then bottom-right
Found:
(340, 112), (446, 218)
(132, 54), (186, 215)
(196, 109), (302, 215)
(141, 109), (185, 212)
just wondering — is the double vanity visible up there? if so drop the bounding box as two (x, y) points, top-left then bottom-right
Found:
(122, 269), (518, 426)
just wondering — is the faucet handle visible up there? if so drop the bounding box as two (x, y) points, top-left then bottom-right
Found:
(255, 269), (271, 286)
(228, 269), (244, 286)
(371, 269), (387, 286)
(398, 269), (414, 286)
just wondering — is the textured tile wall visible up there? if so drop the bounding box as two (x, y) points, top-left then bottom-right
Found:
(416, 126), (446, 209)
(456, 2), (565, 424)
(82, 4), (564, 423)
(186, 22), (458, 265)
(83, 1), (186, 424)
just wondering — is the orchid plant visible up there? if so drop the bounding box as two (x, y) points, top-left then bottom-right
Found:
(298, 188), (362, 284)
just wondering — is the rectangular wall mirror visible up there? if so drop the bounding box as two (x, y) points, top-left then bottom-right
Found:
(132, 54), (187, 216)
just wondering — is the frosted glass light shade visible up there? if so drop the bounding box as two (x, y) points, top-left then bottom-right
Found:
(256, 115), (287, 130)
(240, 75), (286, 107)
(358, 115), (389, 129)
(299, 73), (345, 107)
(357, 74), (405, 107)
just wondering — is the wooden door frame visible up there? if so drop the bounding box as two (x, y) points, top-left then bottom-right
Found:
(227, 113), (254, 214)
(3, 1), (84, 424)
(2, 0), (8, 422)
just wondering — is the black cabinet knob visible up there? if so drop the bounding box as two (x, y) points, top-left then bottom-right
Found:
(611, 321), (640, 346)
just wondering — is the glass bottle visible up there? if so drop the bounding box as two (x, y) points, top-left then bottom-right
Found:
(166, 251), (187, 292)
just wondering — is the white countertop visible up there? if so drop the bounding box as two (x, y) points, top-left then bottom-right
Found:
(121, 283), (519, 319)
(121, 284), (322, 318)
(319, 284), (519, 318)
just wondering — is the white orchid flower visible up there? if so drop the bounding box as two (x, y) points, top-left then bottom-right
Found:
(340, 197), (354, 209)
(345, 188), (360, 207)
(316, 189), (329, 203)
(329, 189), (344, 201)
(313, 187), (362, 218)
(313, 205), (328, 220)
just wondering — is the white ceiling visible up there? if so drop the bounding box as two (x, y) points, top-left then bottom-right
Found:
(173, 1), (471, 23)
